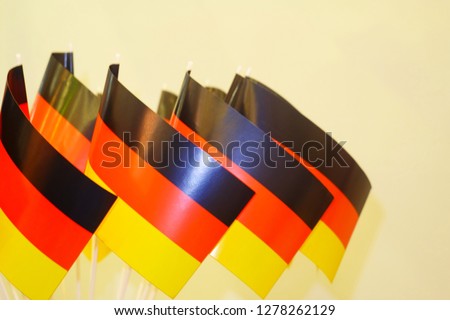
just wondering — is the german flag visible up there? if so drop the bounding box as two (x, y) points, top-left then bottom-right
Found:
(30, 52), (100, 172)
(226, 75), (371, 280)
(30, 52), (109, 261)
(171, 73), (333, 297)
(0, 66), (116, 299)
(86, 65), (254, 298)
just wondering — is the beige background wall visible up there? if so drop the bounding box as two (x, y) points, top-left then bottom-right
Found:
(1, 0), (449, 299)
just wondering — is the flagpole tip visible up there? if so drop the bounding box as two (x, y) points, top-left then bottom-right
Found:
(186, 61), (193, 72)
(236, 65), (242, 74)
(245, 67), (252, 77)
(162, 82), (167, 90)
(68, 42), (73, 52)
(114, 53), (121, 64)
(15, 53), (22, 65)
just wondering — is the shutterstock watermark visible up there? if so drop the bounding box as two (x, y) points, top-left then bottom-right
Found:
(100, 132), (349, 169)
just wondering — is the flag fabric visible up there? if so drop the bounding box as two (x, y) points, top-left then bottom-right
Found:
(226, 75), (371, 280)
(205, 87), (226, 100)
(30, 52), (100, 172)
(86, 65), (254, 298)
(0, 66), (116, 299)
(157, 90), (177, 120)
(171, 73), (333, 297)
(30, 52), (109, 261)
(156, 87), (224, 121)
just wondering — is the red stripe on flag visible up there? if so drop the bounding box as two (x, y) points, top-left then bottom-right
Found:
(89, 116), (228, 262)
(171, 116), (311, 263)
(19, 103), (29, 118)
(274, 139), (358, 247)
(31, 95), (91, 172)
(0, 141), (92, 270)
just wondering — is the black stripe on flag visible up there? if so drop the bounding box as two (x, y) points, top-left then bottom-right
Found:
(98, 65), (254, 227)
(2, 66), (116, 233)
(174, 73), (333, 229)
(38, 53), (100, 140)
(228, 76), (371, 214)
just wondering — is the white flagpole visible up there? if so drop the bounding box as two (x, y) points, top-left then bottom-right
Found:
(146, 283), (157, 300)
(15, 53), (22, 65)
(11, 285), (20, 300)
(135, 281), (145, 300)
(88, 236), (99, 299)
(245, 66), (252, 77)
(135, 279), (158, 300)
(116, 265), (131, 300)
(140, 283), (149, 300)
(60, 278), (68, 299)
(75, 259), (81, 299)
(0, 275), (10, 299)
(186, 61), (193, 72)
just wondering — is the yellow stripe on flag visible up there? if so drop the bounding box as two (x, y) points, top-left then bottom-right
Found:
(211, 221), (287, 298)
(85, 161), (114, 194)
(0, 209), (67, 299)
(83, 237), (111, 262)
(83, 160), (112, 261)
(96, 198), (201, 298)
(300, 221), (346, 281)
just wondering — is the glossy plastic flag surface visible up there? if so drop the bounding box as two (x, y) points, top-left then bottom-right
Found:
(157, 90), (177, 120)
(86, 65), (255, 298)
(171, 73), (334, 297)
(31, 52), (100, 172)
(0, 66), (116, 299)
(226, 75), (371, 280)
(156, 87), (224, 121)
(31, 52), (110, 261)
